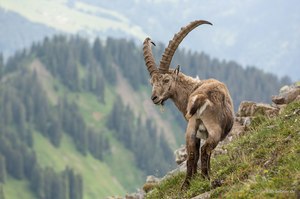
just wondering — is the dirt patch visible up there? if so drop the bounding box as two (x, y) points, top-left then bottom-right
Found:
(29, 59), (58, 104)
(92, 112), (102, 121)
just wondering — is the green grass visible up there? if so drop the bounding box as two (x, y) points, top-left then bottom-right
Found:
(33, 132), (127, 199)
(146, 101), (300, 198)
(3, 177), (35, 199)
(72, 86), (115, 130)
(103, 138), (144, 193)
(66, 81), (147, 192)
(71, 88), (145, 192)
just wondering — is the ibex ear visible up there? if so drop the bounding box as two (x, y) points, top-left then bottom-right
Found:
(174, 65), (180, 81)
(174, 65), (180, 76)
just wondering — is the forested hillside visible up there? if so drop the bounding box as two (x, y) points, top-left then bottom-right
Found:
(0, 35), (290, 198)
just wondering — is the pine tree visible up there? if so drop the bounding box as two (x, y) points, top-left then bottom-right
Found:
(0, 155), (6, 183)
(0, 53), (3, 79)
(47, 115), (62, 147)
(0, 185), (5, 199)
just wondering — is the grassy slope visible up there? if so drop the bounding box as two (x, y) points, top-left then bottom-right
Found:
(0, 104), (140, 198)
(71, 89), (145, 192)
(147, 101), (300, 199)
(30, 88), (145, 198)
(33, 132), (126, 199)
(1, 60), (145, 198)
(3, 177), (35, 199)
(39, 59), (145, 193)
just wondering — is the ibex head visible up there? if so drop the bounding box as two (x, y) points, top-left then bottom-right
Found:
(143, 20), (212, 106)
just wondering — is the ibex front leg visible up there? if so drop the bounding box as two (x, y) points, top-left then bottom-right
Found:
(181, 116), (200, 189)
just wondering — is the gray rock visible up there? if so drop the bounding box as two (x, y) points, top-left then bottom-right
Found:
(146, 175), (160, 184)
(191, 191), (211, 199)
(272, 86), (300, 105)
(174, 145), (187, 165)
(237, 101), (279, 118)
(125, 190), (144, 199)
(279, 85), (290, 94)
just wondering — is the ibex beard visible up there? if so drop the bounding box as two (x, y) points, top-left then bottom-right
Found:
(143, 20), (234, 189)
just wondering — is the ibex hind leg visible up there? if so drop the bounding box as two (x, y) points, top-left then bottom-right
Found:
(200, 147), (210, 179)
(194, 137), (201, 174)
(200, 135), (220, 180)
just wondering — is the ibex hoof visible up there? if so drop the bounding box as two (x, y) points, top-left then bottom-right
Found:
(181, 179), (190, 190)
(201, 171), (210, 180)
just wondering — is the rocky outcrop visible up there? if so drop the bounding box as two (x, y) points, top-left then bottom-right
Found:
(174, 145), (187, 165)
(272, 84), (300, 105)
(237, 101), (279, 118)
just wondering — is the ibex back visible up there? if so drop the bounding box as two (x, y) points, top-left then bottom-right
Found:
(143, 20), (234, 189)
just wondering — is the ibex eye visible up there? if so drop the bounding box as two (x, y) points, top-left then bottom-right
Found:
(163, 79), (170, 83)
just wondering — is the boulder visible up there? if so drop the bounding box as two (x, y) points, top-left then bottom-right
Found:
(272, 85), (300, 105)
(237, 101), (279, 118)
(142, 175), (161, 193)
(174, 145), (187, 165)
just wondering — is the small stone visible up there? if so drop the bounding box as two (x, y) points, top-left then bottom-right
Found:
(243, 117), (251, 126)
(191, 191), (211, 199)
(272, 95), (285, 104)
(266, 125), (276, 129)
(284, 135), (292, 143)
(263, 159), (272, 167)
(174, 145), (187, 165)
(142, 182), (157, 193)
(146, 175), (160, 183)
(279, 85), (290, 94)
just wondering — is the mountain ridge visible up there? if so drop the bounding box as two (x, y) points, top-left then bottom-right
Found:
(0, 0), (299, 80)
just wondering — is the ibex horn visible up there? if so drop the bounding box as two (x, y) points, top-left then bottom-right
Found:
(159, 20), (212, 73)
(143, 37), (157, 76)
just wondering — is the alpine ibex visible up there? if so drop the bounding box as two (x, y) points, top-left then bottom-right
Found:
(143, 20), (234, 188)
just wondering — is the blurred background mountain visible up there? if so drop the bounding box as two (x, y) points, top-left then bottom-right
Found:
(0, 1), (298, 199)
(0, 0), (299, 80)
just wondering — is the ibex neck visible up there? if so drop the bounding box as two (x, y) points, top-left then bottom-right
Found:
(171, 73), (201, 117)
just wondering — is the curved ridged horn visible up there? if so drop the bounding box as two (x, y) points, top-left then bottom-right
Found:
(143, 37), (157, 76)
(159, 20), (212, 73)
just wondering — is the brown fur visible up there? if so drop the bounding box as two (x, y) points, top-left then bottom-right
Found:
(182, 79), (234, 187)
(143, 20), (234, 189)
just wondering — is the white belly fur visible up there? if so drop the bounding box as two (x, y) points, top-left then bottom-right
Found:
(196, 123), (208, 139)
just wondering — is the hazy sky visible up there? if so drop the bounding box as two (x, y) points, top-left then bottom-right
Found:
(129, 0), (300, 80)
